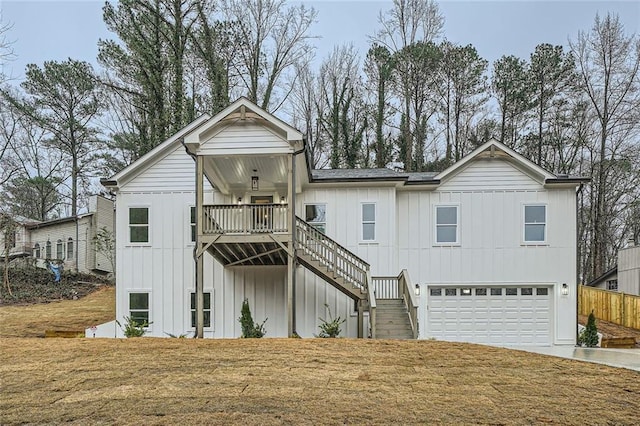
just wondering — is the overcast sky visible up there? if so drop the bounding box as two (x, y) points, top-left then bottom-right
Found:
(2, 0), (639, 83)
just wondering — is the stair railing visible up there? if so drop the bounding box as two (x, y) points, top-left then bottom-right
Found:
(398, 269), (419, 339)
(367, 269), (376, 339)
(295, 216), (369, 295)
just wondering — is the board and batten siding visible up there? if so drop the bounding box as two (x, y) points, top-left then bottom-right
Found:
(438, 158), (545, 191)
(618, 246), (640, 295)
(297, 186), (398, 276)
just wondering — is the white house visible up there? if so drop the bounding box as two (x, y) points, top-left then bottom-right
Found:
(0, 195), (114, 275)
(99, 98), (588, 345)
(588, 243), (640, 296)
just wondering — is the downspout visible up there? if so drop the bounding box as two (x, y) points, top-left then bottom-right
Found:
(575, 182), (584, 345)
(290, 145), (306, 335)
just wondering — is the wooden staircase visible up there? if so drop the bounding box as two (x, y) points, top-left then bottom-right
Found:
(374, 299), (415, 339)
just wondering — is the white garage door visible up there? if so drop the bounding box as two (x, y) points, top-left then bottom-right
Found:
(426, 286), (552, 346)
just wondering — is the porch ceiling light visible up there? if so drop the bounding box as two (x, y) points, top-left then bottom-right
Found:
(280, 196), (286, 204)
(237, 197), (242, 204)
(415, 284), (421, 296)
(561, 283), (569, 296)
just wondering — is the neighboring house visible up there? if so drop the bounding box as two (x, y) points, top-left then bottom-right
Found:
(1, 195), (115, 275)
(99, 98), (587, 345)
(0, 215), (41, 259)
(588, 243), (640, 295)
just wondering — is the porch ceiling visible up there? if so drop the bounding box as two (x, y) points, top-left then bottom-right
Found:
(207, 242), (288, 266)
(203, 154), (306, 195)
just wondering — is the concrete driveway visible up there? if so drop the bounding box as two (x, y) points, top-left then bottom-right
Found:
(511, 346), (640, 372)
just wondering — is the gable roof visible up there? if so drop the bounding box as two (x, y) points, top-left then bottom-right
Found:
(586, 267), (618, 287)
(101, 114), (211, 189)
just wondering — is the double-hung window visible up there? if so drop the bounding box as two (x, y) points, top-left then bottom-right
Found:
(305, 204), (326, 233)
(435, 205), (459, 244)
(33, 243), (41, 258)
(67, 238), (73, 259)
(56, 239), (64, 259)
(190, 292), (211, 328)
(129, 292), (150, 325)
(362, 203), (376, 241)
(524, 205), (546, 243)
(190, 206), (196, 242)
(129, 207), (149, 243)
(45, 241), (52, 259)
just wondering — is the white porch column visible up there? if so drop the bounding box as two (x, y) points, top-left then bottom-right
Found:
(195, 155), (204, 338)
(287, 152), (296, 336)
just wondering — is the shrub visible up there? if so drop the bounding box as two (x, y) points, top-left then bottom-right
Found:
(578, 311), (599, 347)
(238, 298), (267, 338)
(116, 316), (151, 338)
(318, 303), (345, 338)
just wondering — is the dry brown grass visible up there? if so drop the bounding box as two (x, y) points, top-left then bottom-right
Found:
(0, 286), (115, 337)
(1, 337), (639, 425)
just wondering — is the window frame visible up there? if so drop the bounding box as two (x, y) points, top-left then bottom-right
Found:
(523, 204), (547, 244)
(128, 291), (151, 328)
(45, 240), (52, 259)
(189, 206), (196, 244)
(304, 203), (327, 234)
(606, 279), (618, 291)
(361, 202), (376, 242)
(66, 237), (73, 260)
(128, 206), (150, 245)
(56, 239), (64, 259)
(189, 291), (212, 329)
(33, 243), (41, 258)
(434, 204), (460, 246)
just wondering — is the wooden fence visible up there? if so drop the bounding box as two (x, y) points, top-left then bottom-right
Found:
(579, 285), (640, 330)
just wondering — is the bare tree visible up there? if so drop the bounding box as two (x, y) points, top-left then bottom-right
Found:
(570, 12), (640, 280)
(222, 0), (317, 112)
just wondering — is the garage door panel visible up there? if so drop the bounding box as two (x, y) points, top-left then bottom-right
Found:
(426, 286), (552, 346)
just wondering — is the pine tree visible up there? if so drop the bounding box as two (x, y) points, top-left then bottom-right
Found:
(581, 311), (599, 347)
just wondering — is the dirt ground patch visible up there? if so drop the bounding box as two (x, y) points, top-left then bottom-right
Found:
(0, 338), (638, 425)
(0, 286), (115, 337)
(579, 314), (640, 348)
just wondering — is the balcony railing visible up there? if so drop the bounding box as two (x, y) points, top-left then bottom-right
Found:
(202, 203), (288, 234)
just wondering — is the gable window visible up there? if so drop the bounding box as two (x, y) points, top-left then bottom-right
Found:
(129, 207), (149, 243)
(67, 238), (73, 259)
(436, 206), (459, 244)
(305, 204), (326, 233)
(362, 203), (376, 241)
(56, 239), (64, 259)
(524, 205), (546, 243)
(190, 206), (196, 242)
(45, 241), (52, 259)
(606, 279), (618, 291)
(33, 243), (40, 258)
(129, 292), (150, 325)
(190, 292), (211, 328)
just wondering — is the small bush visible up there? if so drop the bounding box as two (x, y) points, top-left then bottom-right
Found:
(238, 298), (267, 338)
(318, 303), (345, 338)
(116, 316), (151, 338)
(578, 311), (599, 347)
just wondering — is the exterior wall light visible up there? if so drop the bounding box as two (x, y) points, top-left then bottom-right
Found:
(237, 197), (242, 205)
(251, 176), (259, 191)
(415, 284), (421, 296)
(280, 196), (286, 204)
(561, 283), (569, 296)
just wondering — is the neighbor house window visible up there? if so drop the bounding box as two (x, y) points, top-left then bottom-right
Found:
(190, 292), (211, 328)
(524, 205), (546, 243)
(45, 241), (52, 259)
(305, 204), (326, 233)
(129, 207), (149, 243)
(190, 207), (196, 242)
(362, 203), (376, 241)
(436, 205), (459, 244)
(67, 238), (73, 259)
(33, 243), (40, 258)
(129, 293), (149, 325)
(56, 239), (63, 259)
(606, 279), (618, 291)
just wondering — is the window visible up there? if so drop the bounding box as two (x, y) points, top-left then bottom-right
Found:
(56, 239), (63, 259)
(506, 288), (518, 296)
(45, 241), (52, 259)
(430, 288), (442, 296)
(490, 288), (502, 296)
(129, 293), (149, 325)
(606, 280), (618, 291)
(436, 206), (458, 244)
(305, 204), (326, 233)
(475, 288), (487, 296)
(190, 207), (196, 242)
(67, 238), (73, 259)
(445, 288), (457, 296)
(362, 203), (376, 241)
(129, 207), (149, 243)
(33, 243), (40, 258)
(461, 288), (472, 296)
(524, 205), (546, 242)
(190, 292), (211, 328)
(521, 288), (533, 296)
(536, 288), (548, 296)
